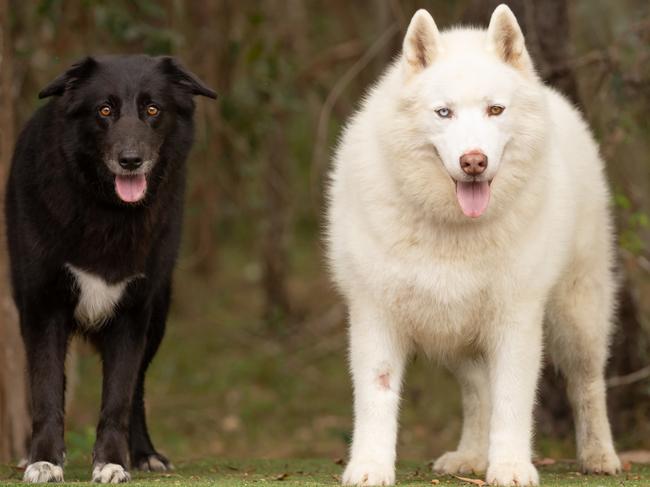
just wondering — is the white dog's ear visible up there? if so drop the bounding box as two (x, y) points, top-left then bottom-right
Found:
(403, 9), (441, 74)
(487, 4), (534, 75)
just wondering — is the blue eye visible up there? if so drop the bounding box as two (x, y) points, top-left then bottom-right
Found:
(435, 107), (452, 118)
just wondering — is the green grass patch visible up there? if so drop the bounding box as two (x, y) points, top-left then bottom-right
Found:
(1, 459), (648, 486)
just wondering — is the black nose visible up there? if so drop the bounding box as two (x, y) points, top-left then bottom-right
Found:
(118, 152), (143, 171)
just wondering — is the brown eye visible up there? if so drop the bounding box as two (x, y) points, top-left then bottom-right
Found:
(488, 105), (505, 116)
(99, 105), (112, 117)
(146, 105), (160, 117)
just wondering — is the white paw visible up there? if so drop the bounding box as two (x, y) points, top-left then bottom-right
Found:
(579, 448), (621, 475)
(92, 463), (131, 484)
(23, 462), (64, 483)
(434, 450), (487, 474)
(486, 462), (539, 486)
(342, 460), (395, 486)
(136, 455), (173, 472)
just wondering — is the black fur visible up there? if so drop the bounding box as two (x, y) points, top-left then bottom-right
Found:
(5, 55), (215, 477)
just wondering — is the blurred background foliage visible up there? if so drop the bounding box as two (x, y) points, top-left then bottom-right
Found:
(1, 0), (649, 466)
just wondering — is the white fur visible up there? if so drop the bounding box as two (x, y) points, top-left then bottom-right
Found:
(23, 461), (64, 483)
(66, 264), (137, 328)
(327, 6), (620, 486)
(92, 463), (131, 484)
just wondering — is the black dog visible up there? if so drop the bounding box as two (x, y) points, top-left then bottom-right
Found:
(5, 55), (215, 483)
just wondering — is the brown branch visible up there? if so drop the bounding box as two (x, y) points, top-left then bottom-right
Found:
(297, 40), (365, 84)
(607, 364), (650, 388)
(310, 22), (400, 208)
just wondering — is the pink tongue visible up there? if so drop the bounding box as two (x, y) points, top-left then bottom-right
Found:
(456, 181), (491, 218)
(115, 174), (147, 203)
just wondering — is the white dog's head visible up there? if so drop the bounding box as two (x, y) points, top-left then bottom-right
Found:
(382, 5), (548, 222)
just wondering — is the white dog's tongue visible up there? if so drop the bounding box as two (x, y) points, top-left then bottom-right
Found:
(115, 174), (147, 203)
(456, 181), (490, 218)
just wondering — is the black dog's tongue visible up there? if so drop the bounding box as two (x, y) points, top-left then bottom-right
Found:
(115, 174), (147, 203)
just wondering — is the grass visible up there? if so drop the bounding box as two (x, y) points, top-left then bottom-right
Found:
(1, 459), (648, 486)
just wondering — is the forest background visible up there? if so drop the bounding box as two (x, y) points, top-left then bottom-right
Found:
(0, 0), (649, 469)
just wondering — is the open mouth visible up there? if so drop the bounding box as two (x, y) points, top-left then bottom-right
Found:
(115, 174), (147, 203)
(455, 179), (491, 218)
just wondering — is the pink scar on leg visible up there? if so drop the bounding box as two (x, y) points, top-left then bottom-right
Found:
(378, 373), (390, 390)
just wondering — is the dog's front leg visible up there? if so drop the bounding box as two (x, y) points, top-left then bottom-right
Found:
(21, 307), (70, 483)
(486, 302), (544, 486)
(342, 301), (409, 486)
(92, 306), (150, 484)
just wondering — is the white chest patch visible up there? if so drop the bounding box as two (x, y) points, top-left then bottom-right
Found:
(66, 264), (137, 329)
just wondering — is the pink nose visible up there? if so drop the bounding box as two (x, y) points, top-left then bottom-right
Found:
(460, 150), (488, 176)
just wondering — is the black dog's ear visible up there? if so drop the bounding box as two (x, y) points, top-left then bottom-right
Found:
(38, 57), (98, 99)
(159, 56), (217, 99)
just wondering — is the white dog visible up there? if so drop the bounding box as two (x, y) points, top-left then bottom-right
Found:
(326, 5), (620, 486)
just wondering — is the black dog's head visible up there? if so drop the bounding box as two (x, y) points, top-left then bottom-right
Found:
(40, 55), (216, 205)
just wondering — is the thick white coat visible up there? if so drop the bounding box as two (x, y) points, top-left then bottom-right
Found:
(327, 5), (620, 486)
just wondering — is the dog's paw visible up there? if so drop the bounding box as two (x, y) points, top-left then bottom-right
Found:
(486, 461), (539, 486)
(134, 453), (173, 472)
(433, 450), (487, 474)
(92, 463), (131, 483)
(23, 462), (64, 483)
(342, 460), (395, 486)
(579, 448), (621, 475)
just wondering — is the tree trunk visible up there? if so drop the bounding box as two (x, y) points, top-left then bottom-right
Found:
(261, 114), (291, 328)
(0, 0), (30, 463)
(260, 0), (294, 329)
(179, 0), (230, 275)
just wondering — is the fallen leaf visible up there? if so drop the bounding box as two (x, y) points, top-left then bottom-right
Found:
(334, 458), (345, 465)
(273, 472), (289, 481)
(454, 475), (486, 486)
(431, 479), (440, 485)
(622, 461), (632, 472)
